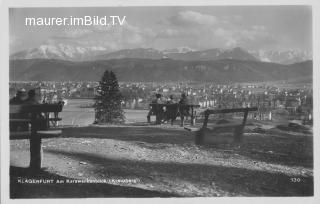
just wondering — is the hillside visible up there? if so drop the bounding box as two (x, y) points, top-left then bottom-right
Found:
(9, 58), (312, 83)
(10, 118), (313, 197)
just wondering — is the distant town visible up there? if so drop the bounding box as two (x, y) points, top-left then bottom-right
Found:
(9, 80), (313, 123)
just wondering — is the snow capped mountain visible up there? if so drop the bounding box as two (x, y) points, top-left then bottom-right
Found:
(163, 46), (196, 54)
(95, 47), (259, 61)
(9, 46), (260, 62)
(10, 45), (312, 64)
(11, 44), (109, 61)
(163, 47), (259, 61)
(95, 48), (164, 60)
(249, 50), (312, 65)
(216, 47), (258, 61)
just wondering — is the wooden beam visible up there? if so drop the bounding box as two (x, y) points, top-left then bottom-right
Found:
(206, 107), (257, 115)
(149, 103), (200, 108)
(10, 104), (63, 114)
(10, 119), (32, 122)
(184, 127), (201, 132)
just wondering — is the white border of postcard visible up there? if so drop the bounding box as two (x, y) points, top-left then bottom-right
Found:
(1, 0), (319, 204)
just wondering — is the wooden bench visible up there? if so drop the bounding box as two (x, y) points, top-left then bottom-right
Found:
(148, 103), (200, 126)
(10, 103), (64, 170)
(185, 107), (257, 145)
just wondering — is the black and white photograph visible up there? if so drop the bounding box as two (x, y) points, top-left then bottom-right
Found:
(1, 0), (319, 202)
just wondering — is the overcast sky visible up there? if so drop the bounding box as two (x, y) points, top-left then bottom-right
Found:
(9, 6), (312, 53)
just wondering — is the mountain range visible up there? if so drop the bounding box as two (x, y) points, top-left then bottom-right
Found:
(10, 58), (312, 83)
(10, 44), (313, 83)
(10, 45), (312, 65)
(249, 50), (312, 65)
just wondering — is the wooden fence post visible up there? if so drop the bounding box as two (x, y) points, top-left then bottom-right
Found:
(202, 110), (209, 128)
(29, 114), (42, 171)
(234, 109), (249, 143)
(195, 110), (209, 145)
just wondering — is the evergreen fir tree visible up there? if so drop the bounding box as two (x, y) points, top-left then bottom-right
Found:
(94, 70), (125, 124)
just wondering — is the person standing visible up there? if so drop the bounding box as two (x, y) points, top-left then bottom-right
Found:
(164, 95), (178, 125)
(179, 93), (190, 127)
(147, 93), (164, 124)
